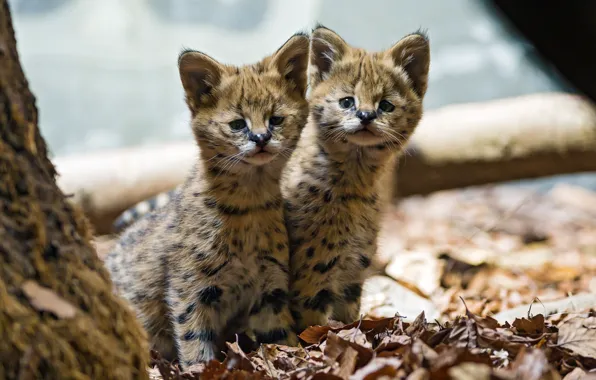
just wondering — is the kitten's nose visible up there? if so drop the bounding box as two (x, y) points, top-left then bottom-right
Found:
(356, 110), (377, 125)
(249, 131), (272, 148)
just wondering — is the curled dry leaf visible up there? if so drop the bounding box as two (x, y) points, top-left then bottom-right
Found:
(324, 332), (373, 370)
(512, 314), (546, 336)
(557, 317), (596, 359)
(21, 280), (77, 319)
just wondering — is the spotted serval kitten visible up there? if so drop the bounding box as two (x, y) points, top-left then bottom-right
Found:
(105, 33), (310, 367)
(283, 25), (430, 333)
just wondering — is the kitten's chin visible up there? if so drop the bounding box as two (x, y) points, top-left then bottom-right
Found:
(345, 130), (384, 146)
(242, 151), (277, 166)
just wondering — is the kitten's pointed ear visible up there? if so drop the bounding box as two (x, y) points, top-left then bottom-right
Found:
(310, 25), (348, 86)
(178, 50), (224, 110)
(271, 33), (310, 97)
(387, 32), (430, 97)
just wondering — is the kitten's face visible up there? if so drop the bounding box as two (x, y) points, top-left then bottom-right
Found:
(309, 27), (430, 150)
(179, 34), (309, 171)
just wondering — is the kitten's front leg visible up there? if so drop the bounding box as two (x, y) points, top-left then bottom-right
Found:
(290, 288), (334, 335)
(330, 281), (363, 324)
(248, 256), (298, 346)
(169, 280), (226, 368)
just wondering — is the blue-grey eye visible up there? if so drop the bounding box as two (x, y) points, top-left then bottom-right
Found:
(339, 97), (355, 109)
(269, 116), (284, 126)
(378, 100), (395, 112)
(229, 119), (247, 131)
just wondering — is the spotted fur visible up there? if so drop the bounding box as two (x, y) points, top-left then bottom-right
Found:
(282, 25), (430, 333)
(105, 33), (310, 368)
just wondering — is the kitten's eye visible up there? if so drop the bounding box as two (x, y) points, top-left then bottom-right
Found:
(269, 116), (284, 126)
(229, 119), (247, 131)
(378, 100), (395, 112)
(339, 97), (355, 109)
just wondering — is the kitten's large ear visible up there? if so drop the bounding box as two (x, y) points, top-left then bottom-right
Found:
(387, 32), (430, 97)
(178, 50), (224, 110)
(271, 33), (310, 97)
(310, 25), (348, 86)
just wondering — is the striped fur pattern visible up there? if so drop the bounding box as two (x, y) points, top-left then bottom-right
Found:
(113, 189), (177, 233)
(105, 33), (310, 368)
(282, 25), (430, 333)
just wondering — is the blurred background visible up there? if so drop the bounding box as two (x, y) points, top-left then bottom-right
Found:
(8, 0), (569, 154)
(7, 0), (596, 191)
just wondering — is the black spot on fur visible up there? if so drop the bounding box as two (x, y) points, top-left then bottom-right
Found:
(291, 309), (302, 322)
(262, 288), (288, 314)
(327, 242), (335, 250)
(198, 286), (223, 306)
(183, 329), (217, 342)
(343, 283), (362, 303)
(203, 198), (217, 208)
(308, 186), (319, 194)
(255, 328), (288, 344)
(304, 289), (334, 312)
(202, 260), (229, 277)
(177, 302), (197, 324)
(359, 254), (371, 268)
(306, 247), (315, 258)
(249, 301), (262, 316)
(324, 190), (333, 203)
(313, 256), (339, 274)
(276, 243), (286, 251)
(263, 256), (289, 274)
(312, 105), (324, 123)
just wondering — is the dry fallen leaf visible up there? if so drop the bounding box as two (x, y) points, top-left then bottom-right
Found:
(562, 367), (596, 380)
(447, 362), (492, 380)
(360, 275), (440, 322)
(385, 250), (444, 296)
(21, 280), (77, 319)
(557, 316), (596, 359)
(350, 357), (402, 380)
(511, 348), (561, 380)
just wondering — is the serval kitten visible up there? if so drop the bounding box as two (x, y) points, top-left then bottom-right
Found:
(105, 33), (309, 367)
(283, 25), (430, 333)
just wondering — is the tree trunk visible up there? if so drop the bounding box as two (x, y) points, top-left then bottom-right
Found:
(0, 2), (149, 379)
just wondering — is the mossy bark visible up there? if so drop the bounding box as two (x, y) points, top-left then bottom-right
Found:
(0, 1), (149, 379)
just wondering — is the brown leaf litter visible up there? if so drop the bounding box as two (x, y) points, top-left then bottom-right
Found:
(96, 184), (596, 379)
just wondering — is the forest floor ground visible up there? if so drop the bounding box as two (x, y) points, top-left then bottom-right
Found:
(95, 183), (596, 379)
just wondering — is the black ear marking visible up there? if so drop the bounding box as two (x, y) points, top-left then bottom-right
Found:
(178, 50), (225, 109)
(310, 25), (349, 86)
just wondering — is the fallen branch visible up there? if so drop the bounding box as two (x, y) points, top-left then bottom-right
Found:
(54, 92), (596, 234)
(492, 293), (596, 324)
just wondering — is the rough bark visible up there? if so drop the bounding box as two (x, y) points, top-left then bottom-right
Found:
(0, 1), (149, 379)
(55, 92), (596, 235)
